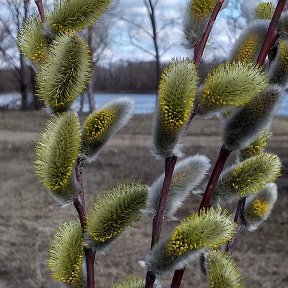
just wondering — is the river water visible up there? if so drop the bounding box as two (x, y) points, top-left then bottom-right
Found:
(0, 93), (287, 116)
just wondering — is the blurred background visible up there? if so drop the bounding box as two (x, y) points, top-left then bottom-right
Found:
(0, 0), (287, 287)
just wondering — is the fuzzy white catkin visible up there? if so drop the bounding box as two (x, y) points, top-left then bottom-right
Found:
(241, 0), (276, 22)
(213, 153), (281, 205)
(244, 183), (278, 231)
(269, 40), (288, 86)
(229, 20), (269, 63)
(144, 154), (211, 220)
(144, 208), (236, 275)
(183, 0), (228, 48)
(223, 86), (282, 151)
(83, 97), (134, 161)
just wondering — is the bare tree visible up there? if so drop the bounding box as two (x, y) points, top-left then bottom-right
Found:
(0, 0), (31, 110)
(79, 18), (111, 113)
(113, 0), (180, 90)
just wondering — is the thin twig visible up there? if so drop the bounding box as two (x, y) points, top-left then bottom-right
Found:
(225, 197), (246, 255)
(170, 269), (185, 288)
(35, 0), (45, 22)
(151, 156), (178, 247)
(193, 0), (226, 65)
(199, 146), (231, 210)
(145, 156), (177, 288)
(256, 0), (287, 66)
(74, 157), (96, 288)
(170, 146), (231, 288)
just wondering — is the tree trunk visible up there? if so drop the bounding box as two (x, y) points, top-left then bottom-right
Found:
(30, 66), (44, 110)
(87, 27), (95, 113)
(149, 2), (160, 91)
(19, 53), (28, 110)
(79, 94), (84, 113)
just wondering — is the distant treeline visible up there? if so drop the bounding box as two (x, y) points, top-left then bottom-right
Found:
(0, 60), (219, 94)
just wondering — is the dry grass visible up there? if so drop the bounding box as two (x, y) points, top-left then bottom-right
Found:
(0, 111), (287, 288)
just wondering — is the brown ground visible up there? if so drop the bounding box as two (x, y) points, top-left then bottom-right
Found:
(0, 111), (287, 288)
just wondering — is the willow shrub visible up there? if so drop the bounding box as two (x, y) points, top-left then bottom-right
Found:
(18, 0), (286, 287)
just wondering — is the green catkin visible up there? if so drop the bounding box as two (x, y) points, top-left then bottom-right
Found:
(239, 129), (270, 160)
(35, 113), (81, 204)
(241, 1), (274, 22)
(184, 0), (227, 47)
(113, 276), (144, 288)
(206, 251), (244, 288)
(48, 218), (84, 287)
(145, 208), (236, 275)
(18, 16), (48, 63)
(84, 108), (116, 144)
(191, 0), (218, 20)
(48, 0), (112, 33)
(86, 182), (148, 250)
(230, 21), (269, 64)
(256, 2), (274, 20)
(213, 153), (281, 205)
(153, 59), (198, 157)
(83, 98), (134, 160)
(145, 154), (210, 219)
(269, 40), (288, 86)
(279, 11), (288, 35)
(37, 34), (91, 113)
(223, 86), (281, 151)
(244, 183), (278, 231)
(195, 62), (269, 116)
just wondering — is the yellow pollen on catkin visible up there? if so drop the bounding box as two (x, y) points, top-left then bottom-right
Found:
(191, 0), (218, 20)
(279, 41), (288, 67)
(166, 208), (236, 257)
(235, 36), (258, 63)
(256, 2), (274, 20)
(250, 199), (270, 217)
(84, 108), (115, 143)
(201, 89), (222, 106)
(48, 218), (83, 287)
(160, 103), (190, 132)
(240, 130), (270, 160)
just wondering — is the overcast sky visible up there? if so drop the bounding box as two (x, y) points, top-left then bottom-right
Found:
(103, 0), (244, 64)
(0, 0), (246, 66)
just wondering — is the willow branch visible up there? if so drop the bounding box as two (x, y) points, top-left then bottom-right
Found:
(74, 157), (95, 288)
(145, 156), (177, 288)
(170, 146), (231, 288)
(199, 146), (232, 210)
(256, 0), (287, 66)
(225, 197), (246, 255)
(193, 0), (226, 65)
(35, 0), (45, 22)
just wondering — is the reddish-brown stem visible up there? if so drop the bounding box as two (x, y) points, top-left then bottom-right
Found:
(145, 156), (177, 288)
(225, 197), (246, 255)
(151, 156), (177, 247)
(170, 146), (231, 287)
(170, 269), (185, 288)
(199, 145), (231, 210)
(256, 0), (287, 66)
(35, 0), (45, 22)
(185, 111), (196, 133)
(74, 157), (96, 288)
(193, 0), (226, 65)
